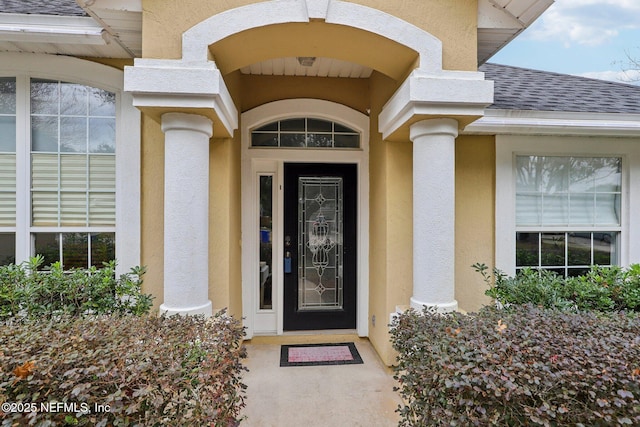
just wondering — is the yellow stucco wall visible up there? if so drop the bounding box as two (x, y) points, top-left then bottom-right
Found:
(367, 71), (414, 365)
(239, 74), (369, 113)
(455, 135), (495, 312)
(140, 116), (164, 312)
(82, 58), (133, 70)
(208, 137), (243, 318)
(347, 0), (478, 70)
(141, 0), (478, 71)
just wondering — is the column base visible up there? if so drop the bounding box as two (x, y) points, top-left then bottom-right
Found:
(409, 297), (458, 313)
(159, 300), (213, 317)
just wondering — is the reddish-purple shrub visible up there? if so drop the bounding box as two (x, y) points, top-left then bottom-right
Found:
(1, 311), (246, 426)
(391, 305), (640, 426)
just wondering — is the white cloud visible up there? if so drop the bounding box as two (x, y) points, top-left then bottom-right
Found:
(525, 0), (640, 47)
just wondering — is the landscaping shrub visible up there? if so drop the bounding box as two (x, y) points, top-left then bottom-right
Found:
(0, 311), (247, 426)
(0, 256), (153, 320)
(474, 263), (640, 312)
(391, 305), (640, 426)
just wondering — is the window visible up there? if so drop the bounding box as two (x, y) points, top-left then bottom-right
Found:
(30, 79), (116, 228)
(33, 232), (114, 269)
(515, 156), (621, 276)
(258, 175), (273, 310)
(0, 77), (16, 265)
(251, 118), (359, 148)
(0, 74), (117, 269)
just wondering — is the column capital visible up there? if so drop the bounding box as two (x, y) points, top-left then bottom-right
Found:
(378, 69), (494, 141)
(410, 118), (459, 141)
(124, 58), (237, 137)
(161, 112), (213, 138)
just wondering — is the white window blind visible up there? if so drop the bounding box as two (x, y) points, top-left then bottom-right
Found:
(0, 154), (16, 226)
(516, 156), (621, 227)
(0, 77), (16, 227)
(515, 155), (622, 277)
(30, 79), (116, 227)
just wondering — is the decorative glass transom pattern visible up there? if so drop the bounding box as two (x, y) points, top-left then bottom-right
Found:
(251, 118), (359, 149)
(298, 177), (343, 310)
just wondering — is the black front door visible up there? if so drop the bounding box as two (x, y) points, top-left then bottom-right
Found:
(283, 163), (357, 330)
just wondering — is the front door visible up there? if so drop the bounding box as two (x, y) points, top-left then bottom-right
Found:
(283, 163), (357, 330)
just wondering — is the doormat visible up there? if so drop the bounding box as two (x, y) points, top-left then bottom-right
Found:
(280, 342), (363, 367)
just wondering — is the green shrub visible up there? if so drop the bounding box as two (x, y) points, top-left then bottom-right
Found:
(0, 311), (247, 426)
(391, 305), (640, 426)
(474, 263), (640, 312)
(0, 256), (153, 320)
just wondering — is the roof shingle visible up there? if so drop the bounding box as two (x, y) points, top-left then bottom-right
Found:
(0, 0), (86, 16)
(480, 63), (640, 114)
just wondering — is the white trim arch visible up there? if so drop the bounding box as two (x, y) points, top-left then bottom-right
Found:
(241, 99), (369, 338)
(0, 52), (141, 276)
(182, 0), (443, 72)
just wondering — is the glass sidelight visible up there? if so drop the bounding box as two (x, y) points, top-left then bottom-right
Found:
(258, 175), (273, 309)
(297, 177), (343, 310)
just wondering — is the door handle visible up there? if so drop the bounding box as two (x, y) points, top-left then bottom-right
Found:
(284, 250), (292, 273)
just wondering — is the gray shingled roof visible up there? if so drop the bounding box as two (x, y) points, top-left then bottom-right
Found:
(0, 0), (86, 16)
(480, 63), (640, 114)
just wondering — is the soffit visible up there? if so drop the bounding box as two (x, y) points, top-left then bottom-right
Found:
(477, 0), (554, 65)
(0, 0), (141, 58)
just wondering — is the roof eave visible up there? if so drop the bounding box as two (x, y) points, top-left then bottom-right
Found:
(464, 109), (640, 137)
(0, 13), (105, 45)
(477, 0), (554, 65)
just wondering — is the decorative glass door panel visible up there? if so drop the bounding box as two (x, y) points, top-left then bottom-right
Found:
(298, 177), (343, 311)
(283, 163), (356, 331)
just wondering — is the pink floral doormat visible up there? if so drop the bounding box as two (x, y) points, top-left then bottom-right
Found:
(280, 342), (363, 367)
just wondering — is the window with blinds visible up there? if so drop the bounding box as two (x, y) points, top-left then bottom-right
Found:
(30, 79), (116, 227)
(0, 77), (16, 228)
(515, 156), (622, 277)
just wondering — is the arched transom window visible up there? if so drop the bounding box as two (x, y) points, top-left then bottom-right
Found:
(251, 118), (360, 149)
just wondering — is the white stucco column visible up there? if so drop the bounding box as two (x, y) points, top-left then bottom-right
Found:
(409, 118), (459, 312)
(159, 112), (213, 316)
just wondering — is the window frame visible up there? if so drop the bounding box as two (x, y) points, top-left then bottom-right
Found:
(0, 53), (140, 275)
(251, 117), (361, 149)
(496, 135), (640, 276)
(514, 154), (622, 276)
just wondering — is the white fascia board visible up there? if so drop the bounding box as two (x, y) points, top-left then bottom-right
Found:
(124, 59), (238, 135)
(379, 70), (494, 139)
(0, 13), (105, 45)
(464, 109), (640, 137)
(487, 0), (554, 26)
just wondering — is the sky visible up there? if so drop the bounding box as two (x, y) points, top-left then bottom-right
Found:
(490, 0), (640, 85)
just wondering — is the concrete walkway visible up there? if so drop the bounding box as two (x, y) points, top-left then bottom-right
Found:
(240, 337), (403, 426)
